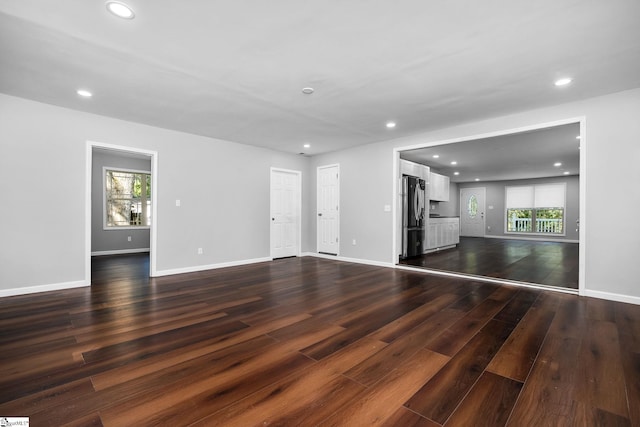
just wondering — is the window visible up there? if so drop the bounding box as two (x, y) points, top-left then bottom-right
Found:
(467, 195), (478, 218)
(505, 183), (565, 235)
(104, 168), (151, 228)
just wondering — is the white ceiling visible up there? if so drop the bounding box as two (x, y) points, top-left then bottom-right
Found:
(1, 1), (639, 155)
(401, 122), (581, 183)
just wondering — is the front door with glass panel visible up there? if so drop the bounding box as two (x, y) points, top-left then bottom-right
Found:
(460, 187), (486, 237)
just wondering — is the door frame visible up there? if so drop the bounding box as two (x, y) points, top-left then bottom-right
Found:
(270, 167), (302, 259)
(86, 141), (159, 283)
(392, 116), (586, 295)
(459, 187), (486, 237)
(316, 163), (340, 255)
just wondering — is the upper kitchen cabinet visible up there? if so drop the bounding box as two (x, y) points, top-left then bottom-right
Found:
(400, 159), (430, 180)
(430, 172), (450, 201)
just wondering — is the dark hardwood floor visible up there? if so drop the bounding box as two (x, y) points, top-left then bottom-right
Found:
(400, 237), (580, 289)
(1, 254), (638, 426)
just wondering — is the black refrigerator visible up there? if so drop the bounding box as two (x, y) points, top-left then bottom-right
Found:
(402, 175), (425, 259)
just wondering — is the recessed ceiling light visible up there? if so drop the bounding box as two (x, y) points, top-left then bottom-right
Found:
(576, 135), (581, 140)
(454, 172), (460, 176)
(301, 87), (314, 95)
(475, 178), (480, 181)
(432, 154), (440, 159)
(77, 89), (93, 97)
(106, 1), (135, 19)
(563, 171), (570, 175)
(386, 122), (396, 129)
(554, 162), (562, 167)
(303, 143), (311, 148)
(450, 161), (457, 165)
(554, 77), (572, 87)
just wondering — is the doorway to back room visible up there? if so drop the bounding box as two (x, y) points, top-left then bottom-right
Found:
(395, 120), (583, 292)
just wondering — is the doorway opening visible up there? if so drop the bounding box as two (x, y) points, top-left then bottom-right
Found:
(86, 141), (158, 284)
(393, 118), (585, 294)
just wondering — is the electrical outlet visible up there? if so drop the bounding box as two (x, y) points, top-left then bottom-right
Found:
(487, 226), (491, 231)
(176, 199), (181, 207)
(197, 248), (203, 255)
(352, 239), (357, 245)
(127, 236), (132, 242)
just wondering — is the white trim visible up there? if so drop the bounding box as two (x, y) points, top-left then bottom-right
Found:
(392, 116), (587, 296)
(316, 163), (341, 256)
(584, 289), (640, 306)
(483, 235), (579, 244)
(303, 252), (394, 268)
(87, 141), (159, 284)
(270, 167), (302, 259)
(154, 257), (271, 277)
(0, 280), (88, 298)
(91, 248), (150, 256)
(578, 119), (586, 296)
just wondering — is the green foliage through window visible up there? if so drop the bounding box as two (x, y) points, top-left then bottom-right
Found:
(105, 169), (151, 228)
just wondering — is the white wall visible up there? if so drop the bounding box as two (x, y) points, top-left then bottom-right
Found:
(311, 88), (640, 302)
(0, 94), (311, 295)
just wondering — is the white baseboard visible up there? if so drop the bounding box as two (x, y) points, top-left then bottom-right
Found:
(0, 280), (89, 298)
(153, 257), (272, 277)
(483, 235), (579, 244)
(302, 252), (395, 268)
(91, 248), (150, 256)
(583, 289), (640, 306)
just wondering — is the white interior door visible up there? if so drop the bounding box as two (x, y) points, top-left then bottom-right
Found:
(460, 187), (486, 237)
(317, 164), (340, 255)
(271, 168), (300, 259)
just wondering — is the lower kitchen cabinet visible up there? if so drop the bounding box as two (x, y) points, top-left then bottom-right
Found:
(425, 217), (459, 251)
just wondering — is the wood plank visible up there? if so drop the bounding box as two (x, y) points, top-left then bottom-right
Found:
(575, 320), (628, 418)
(381, 407), (440, 427)
(615, 302), (640, 426)
(301, 299), (422, 360)
(425, 296), (511, 357)
(91, 313), (323, 390)
(191, 337), (385, 426)
(506, 335), (582, 426)
(368, 293), (466, 343)
(486, 304), (555, 382)
(99, 349), (315, 426)
(444, 371), (522, 426)
(322, 348), (450, 426)
(345, 309), (464, 387)
(404, 319), (515, 424)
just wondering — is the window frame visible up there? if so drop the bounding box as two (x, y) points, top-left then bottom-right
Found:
(504, 182), (566, 237)
(103, 166), (152, 231)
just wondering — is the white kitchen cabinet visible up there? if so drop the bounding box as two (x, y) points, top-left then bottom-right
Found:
(400, 159), (430, 180)
(430, 172), (450, 201)
(425, 217), (459, 251)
